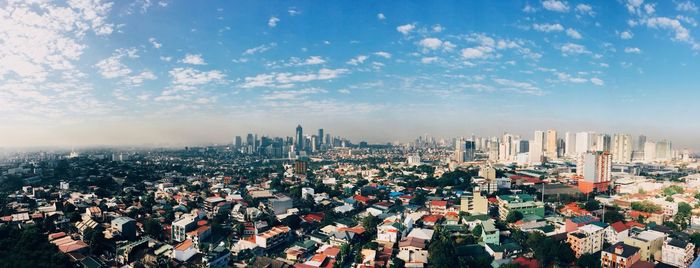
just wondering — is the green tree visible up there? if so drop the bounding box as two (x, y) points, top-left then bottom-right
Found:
(603, 210), (625, 224)
(577, 253), (601, 268)
(584, 200), (600, 211)
(506, 211), (523, 223)
(143, 218), (162, 238)
(674, 202), (692, 229)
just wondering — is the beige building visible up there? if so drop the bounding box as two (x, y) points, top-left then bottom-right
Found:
(460, 187), (488, 215)
(623, 229), (665, 261)
(661, 238), (694, 268)
(546, 129), (558, 159)
(566, 224), (604, 258)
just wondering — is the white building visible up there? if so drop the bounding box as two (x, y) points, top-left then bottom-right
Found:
(612, 134), (633, 163)
(661, 238), (694, 268)
(565, 132), (576, 157)
(530, 130), (545, 164)
(576, 132), (592, 155)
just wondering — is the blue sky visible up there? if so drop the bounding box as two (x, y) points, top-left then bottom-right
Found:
(1, 0), (700, 147)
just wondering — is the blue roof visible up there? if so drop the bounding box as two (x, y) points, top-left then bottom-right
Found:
(570, 215), (598, 224)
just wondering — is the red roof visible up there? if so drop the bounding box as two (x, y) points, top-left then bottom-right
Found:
(354, 195), (371, 203)
(610, 221), (628, 232)
(422, 214), (444, 223)
(429, 200), (447, 207)
(630, 210), (651, 219)
(625, 221), (646, 229)
(512, 257), (539, 268)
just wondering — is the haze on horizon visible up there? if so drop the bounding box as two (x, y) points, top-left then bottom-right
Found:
(2, 0), (700, 149)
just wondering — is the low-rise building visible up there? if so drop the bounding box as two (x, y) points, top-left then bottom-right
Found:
(566, 224), (604, 258)
(661, 237), (694, 268)
(496, 194), (545, 221)
(255, 226), (291, 249)
(601, 242), (641, 268)
(623, 229), (666, 262)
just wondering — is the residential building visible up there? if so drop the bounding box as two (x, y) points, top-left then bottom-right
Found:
(111, 217), (136, 241)
(566, 224), (604, 258)
(496, 194), (545, 221)
(172, 214), (197, 242)
(601, 242), (641, 268)
(661, 238), (694, 268)
(623, 229), (666, 261)
(481, 219), (499, 245)
(255, 226), (291, 249)
(460, 187), (488, 215)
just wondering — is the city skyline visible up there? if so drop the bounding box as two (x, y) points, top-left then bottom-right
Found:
(3, 1), (700, 148)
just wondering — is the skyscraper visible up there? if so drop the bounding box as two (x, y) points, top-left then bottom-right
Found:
(575, 132), (591, 154)
(612, 134), (632, 163)
(234, 136), (242, 148)
(565, 132), (576, 157)
(577, 151), (612, 193)
(454, 138), (466, 163)
(531, 130), (545, 164)
(295, 125), (303, 153)
(545, 129), (558, 159)
(644, 141), (656, 162)
(595, 134), (611, 152)
(637, 135), (647, 152)
(318, 129), (324, 146)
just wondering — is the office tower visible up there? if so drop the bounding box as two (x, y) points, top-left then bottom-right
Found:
(531, 130), (545, 164)
(637, 135), (647, 152)
(488, 140), (499, 161)
(596, 134), (611, 152)
(234, 136), (242, 148)
(546, 129), (558, 159)
(656, 140), (672, 161)
(318, 129), (324, 146)
(612, 134), (632, 163)
(499, 133), (515, 162)
(644, 141), (657, 162)
(454, 138), (465, 163)
(557, 138), (565, 157)
(465, 140), (475, 162)
(577, 151), (612, 193)
(518, 140), (529, 154)
(295, 125), (303, 153)
(575, 132), (591, 154)
(565, 132), (576, 157)
(246, 133), (254, 146)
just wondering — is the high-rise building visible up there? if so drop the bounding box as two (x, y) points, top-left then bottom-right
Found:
(644, 141), (657, 162)
(596, 134), (611, 152)
(318, 129), (324, 146)
(576, 132), (592, 154)
(546, 129), (558, 159)
(499, 133), (515, 163)
(531, 130), (545, 164)
(577, 151), (612, 193)
(246, 133), (254, 146)
(612, 134), (632, 163)
(488, 140), (499, 161)
(295, 125), (303, 153)
(565, 132), (576, 157)
(234, 136), (242, 148)
(454, 138), (465, 163)
(637, 135), (647, 152)
(656, 140), (672, 161)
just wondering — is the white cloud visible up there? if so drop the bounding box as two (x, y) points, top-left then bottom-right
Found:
(560, 43), (589, 55)
(645, 17), (691, 42)
(575, 4), (594, 15)
(377, 13), (386, 20)
(243, 43), (277, 55)
(160, 56), (173, 62)
(374, 52), (392, 59)
(461, 46), (494, 59)
(432, 24), (444, 32)
(303, 56), (325, 65)
(644, 4), (655, 15)
(620, 31), (634, 39)
(242, 68), (348, 88)
(123, 70), (157, 86)
(268, 16), (280, 27)
(542, 0), (569, 12)
(533, 23), (564, 32)
(148, 37), (162, 49)
(419, 38), (444, 50)
(288, 7), (301, 16)
(421, 57), (439, 64)
(170, 68), (225, 88)
(624, 47), (642, 53)
(262, 87), (326, 100)
(677, 1), (698, 12)
(180, 54), (206, 65)
(396, 23), (416, 35)
(566, 28), (582, 39)
(492, 78), (544, 95)
(590, 77), (604, 86)
(156, 67), (226, 101)
(338, 89), (351, 94)
(347, 55), (369, 65)
(523, 4), (537, 13)
(95, 48), (139, 79)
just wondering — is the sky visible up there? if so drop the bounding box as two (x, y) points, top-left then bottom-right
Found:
(1, 0), (700, 148)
